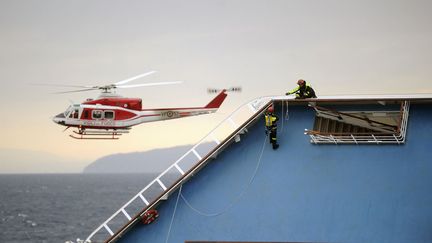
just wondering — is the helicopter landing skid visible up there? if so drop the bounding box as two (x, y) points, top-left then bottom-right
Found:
(70, 129), (129, 140)
(69, 134), (120, 140)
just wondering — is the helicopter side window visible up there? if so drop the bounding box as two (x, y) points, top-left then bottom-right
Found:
(73, 109), (79, 119)
(104, 111), (114, 120)
(92, 110), (103, 119)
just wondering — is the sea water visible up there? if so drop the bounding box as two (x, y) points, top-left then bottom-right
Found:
(0, 174), (157, 243)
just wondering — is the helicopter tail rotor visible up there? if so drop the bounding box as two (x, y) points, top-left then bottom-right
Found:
(207, 86), (242, 94)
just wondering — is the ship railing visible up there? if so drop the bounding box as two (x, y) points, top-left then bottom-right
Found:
(84, 96), (280, 243)
(305, 101), (410, 144)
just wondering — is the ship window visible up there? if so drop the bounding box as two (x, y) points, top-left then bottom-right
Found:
(92, 110), (103, 119)
(83, 110), (89, 119)
(305, 101), (409, 144)
(104, 111), (114, 120)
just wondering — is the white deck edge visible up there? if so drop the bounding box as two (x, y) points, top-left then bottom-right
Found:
(272, 93), (432, 101)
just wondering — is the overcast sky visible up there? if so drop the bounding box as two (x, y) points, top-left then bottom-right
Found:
(1, 0), (432, 173)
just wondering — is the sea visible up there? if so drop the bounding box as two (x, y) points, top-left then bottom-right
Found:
(0, 174), (158, 243)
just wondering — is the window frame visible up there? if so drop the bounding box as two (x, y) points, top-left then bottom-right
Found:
(104, 110), (115, 120)
(92, 110), (104, 120)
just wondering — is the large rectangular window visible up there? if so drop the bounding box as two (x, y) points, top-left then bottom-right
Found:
(92, 110), (103, 119)
(104, 111), (114, 119)
(305, 101), (409, 144)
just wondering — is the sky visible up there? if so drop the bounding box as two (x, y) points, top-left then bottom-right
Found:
(1, 0), (432, 173)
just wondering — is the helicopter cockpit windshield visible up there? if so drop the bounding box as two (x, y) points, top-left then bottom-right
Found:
(63, 105), (80, 119)
(63, 106), (73, 117)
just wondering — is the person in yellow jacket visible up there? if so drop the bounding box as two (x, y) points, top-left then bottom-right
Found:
(265, 105), (279, 150)
(286, 79), (317, 99)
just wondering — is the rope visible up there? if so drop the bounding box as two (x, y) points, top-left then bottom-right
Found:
(165, 184), (182, 243)
(164, 111), (268, 241)
(180, 134), (267, 217)
(280, 100), (284, 132)
(280, 101), (289, 133)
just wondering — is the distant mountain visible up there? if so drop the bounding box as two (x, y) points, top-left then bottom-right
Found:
(83, 144), (212, 174)
(0, 148), (85, 173)
(0, 144), (213, 174)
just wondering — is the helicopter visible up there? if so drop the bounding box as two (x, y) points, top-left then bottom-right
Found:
(48, 71), (240, 139)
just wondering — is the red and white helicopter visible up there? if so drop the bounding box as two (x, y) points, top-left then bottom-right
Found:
(50, 71), (239, 139)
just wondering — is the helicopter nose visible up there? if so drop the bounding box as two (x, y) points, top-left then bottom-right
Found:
(53, 113), (66, 125)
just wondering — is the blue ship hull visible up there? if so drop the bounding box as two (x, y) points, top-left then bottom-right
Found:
(117, 102), (432, 243)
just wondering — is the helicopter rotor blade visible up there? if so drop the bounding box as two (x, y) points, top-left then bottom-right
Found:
(29, 83), (93, 88)
(114, 71), (157, 85)
(32, 70), (178, 94)
(51, 88), (99, 94)
(117, 81), (182, 89)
